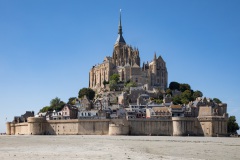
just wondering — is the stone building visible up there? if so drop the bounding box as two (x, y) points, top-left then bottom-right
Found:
(13, 111), (34, 123)
(61, 104), (78, 120)
(89, 11), (168, 91)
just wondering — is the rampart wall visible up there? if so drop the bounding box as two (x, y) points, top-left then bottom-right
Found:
(128, 119), (173, 136)
(198, 116), (228, 137)
(6, 117), (228, 137)
(172, 117), (199, 136)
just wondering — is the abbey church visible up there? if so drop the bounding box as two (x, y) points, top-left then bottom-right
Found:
(89, 12), (168, 91)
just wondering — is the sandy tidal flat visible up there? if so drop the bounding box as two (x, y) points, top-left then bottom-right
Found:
(0, 135), (239, 160)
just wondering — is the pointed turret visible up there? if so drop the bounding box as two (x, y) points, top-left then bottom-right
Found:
(154, 52), (157, 60)
(152, 52), (157, 74)
(118, 9), (122, 35)
(115, 9), (126, 45)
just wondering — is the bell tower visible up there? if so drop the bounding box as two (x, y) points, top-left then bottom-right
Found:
(112, 10), (140, 67)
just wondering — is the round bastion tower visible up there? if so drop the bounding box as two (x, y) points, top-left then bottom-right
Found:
(28, 117), (46, 135)
(172, 117), (196, 136)
(108, 119), (130, 135)
(6, 122), (11, 135)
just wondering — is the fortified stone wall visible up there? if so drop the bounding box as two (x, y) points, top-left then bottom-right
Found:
(77, 120), (110, 135)
(6, 117), (228, 136)
(40, 119), (110, 135)
(46, 120), (79, 135)
(172, 117), (198, 136)
(199, 107), (213, 116)
(10, 123), (15, 135)
(198, 117), (228, 137)
(212, 118), (227, 136)
(109, 124), (129, 135)
(6, 122), (11, 135)
(128, 119), (173, 136)
(15, 123), (28, 135)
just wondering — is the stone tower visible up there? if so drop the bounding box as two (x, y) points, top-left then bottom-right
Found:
(112, 10), (140, 67)
(89, 10), (168, 91)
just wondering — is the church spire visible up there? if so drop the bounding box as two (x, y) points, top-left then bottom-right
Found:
(154, 52), (157, 60)
(118, 9), (123, 35)
(115, 9), (126, 45)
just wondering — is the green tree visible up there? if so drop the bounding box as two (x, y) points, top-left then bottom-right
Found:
(50, 97), (65, 111)
(50, 97), (61, 108)
(39, 106), (50, 113)
(166, 88), (172, 95)
(169, 81), (180, 90)
(192, 90), (203, 100)
(179, 83), (191, 92)
(110, 73), (120, 82)
(125, 81), (137, 91)
(103, 80), (109, 87)
(67, 97), (77, 105)
(227, 116), (239, 134)
(180, 90), (192, 104)
(78, 88), (95, 100)
(172, 95), (181, 105)
(109, 80), (118, 91)
(213, 98), (222, 104)
(181, 98), (189, 104)
(154, 99), (163, 104)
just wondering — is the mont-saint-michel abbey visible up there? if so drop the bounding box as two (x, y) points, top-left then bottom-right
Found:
(89, 12), (168, 91)
(6, 12), (229, 137)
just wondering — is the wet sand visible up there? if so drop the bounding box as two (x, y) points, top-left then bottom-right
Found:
(0, 135), (239, 160)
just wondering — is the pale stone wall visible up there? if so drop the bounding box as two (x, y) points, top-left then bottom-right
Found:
(46, 120), (79, 135)
(6, 122), (11, 135)
(128, 119), (173, 136)
(172, 117), (197, 136)
(130, 67), (141, 83)
(28, 117), (46, 135)
(109, 124), (129, 135)
(10, 123), (15, 135)
(6, 117), (228, 137)
(78, 120), (109, 135)
(198, 117), (228, 137)
(199, 121), (213, 136)
(40, 119), (110, 135)
(212, 118), (227, 136)
(15, 123), (28, 135)
(199, 106), (213, 116)
(89, 60), (114, 89)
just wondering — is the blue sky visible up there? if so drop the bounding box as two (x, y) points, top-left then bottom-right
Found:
(0, 0), (240, 133)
